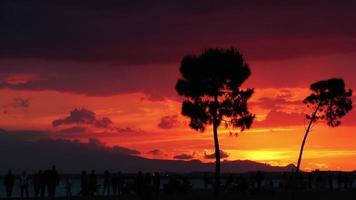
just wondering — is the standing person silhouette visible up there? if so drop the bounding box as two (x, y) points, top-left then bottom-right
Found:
(80, 171), (88, 197)
(48, 165), (59, 199)
(89, 170), (97, 197)
(20, 171), (29, 199)
(33, 170), (43, 199)
(4, 170), (15, 198)
(102, 170), (111, 196)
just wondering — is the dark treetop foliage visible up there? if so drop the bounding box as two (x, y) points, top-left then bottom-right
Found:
(304, 78), (353, 127)
(175, 48), (255, 132)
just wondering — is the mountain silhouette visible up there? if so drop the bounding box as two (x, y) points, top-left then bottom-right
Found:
(0, 129), (295, 173)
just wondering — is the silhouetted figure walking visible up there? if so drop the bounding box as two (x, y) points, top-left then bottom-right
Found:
(102, 170), (111, 196)
(153, 172), (160, 199)
(89, 170), (97, 197)
(80, 171), (89, 197)
(4, 170), (15, 198)
(20, 171), (29, 199)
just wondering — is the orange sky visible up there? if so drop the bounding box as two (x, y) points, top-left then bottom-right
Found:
(0, 82), (355, 171)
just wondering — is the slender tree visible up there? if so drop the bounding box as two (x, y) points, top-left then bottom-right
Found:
(296, 78), (353, 173)
(176, 48), (255, 198)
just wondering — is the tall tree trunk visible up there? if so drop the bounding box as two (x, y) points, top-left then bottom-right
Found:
(213, 118), (220, 199)
(296, 103), (321, 173)
(213, 95), (220, 199)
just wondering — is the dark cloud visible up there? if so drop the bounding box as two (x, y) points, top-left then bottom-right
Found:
(0, 64), (179, 99)
(173, 153), (194, 160)
(1, 1), (356, 99)
(204, 150), (229, 159)
(52, 108), (113, 129)
(158, 115), (180, 129)
(1, 0), (356, 62)
(58, 126), (88, 134)
(147, 149), (162, 156)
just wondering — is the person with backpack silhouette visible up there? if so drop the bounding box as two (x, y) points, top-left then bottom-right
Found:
(4, 170), (15, 198)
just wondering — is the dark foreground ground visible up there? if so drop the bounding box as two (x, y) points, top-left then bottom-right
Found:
(2, 190), (356, 200)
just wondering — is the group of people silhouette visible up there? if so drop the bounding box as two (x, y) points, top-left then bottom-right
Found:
(2, 167), (355, 199)
(4, 166), (59, 199)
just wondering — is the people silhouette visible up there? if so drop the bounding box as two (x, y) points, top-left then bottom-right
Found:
(20, 170), (29, 199)
(89, 170), (97, 196)
(47, 165), (59, 198)
(80, 171), (88, 197)
(153, 172), (160, 199)
(33, 170), (43, 199)
(4, 170), (15, 198)
(102, 170), (111, 196)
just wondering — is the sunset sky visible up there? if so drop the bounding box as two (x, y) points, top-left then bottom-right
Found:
(1, 0), (356, 171)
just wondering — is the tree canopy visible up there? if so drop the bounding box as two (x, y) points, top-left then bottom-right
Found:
(176, 48), (255, 132)
(304, 78), (353, 127)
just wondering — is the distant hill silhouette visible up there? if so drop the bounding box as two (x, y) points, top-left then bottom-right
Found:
(0, 129), (295, 173)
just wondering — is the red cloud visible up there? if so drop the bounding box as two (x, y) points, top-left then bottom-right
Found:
(52, 108), (113, 129)
(204, 150), (229, 159)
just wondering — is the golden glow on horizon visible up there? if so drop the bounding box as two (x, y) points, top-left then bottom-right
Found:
(0, 88), (355, 171)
